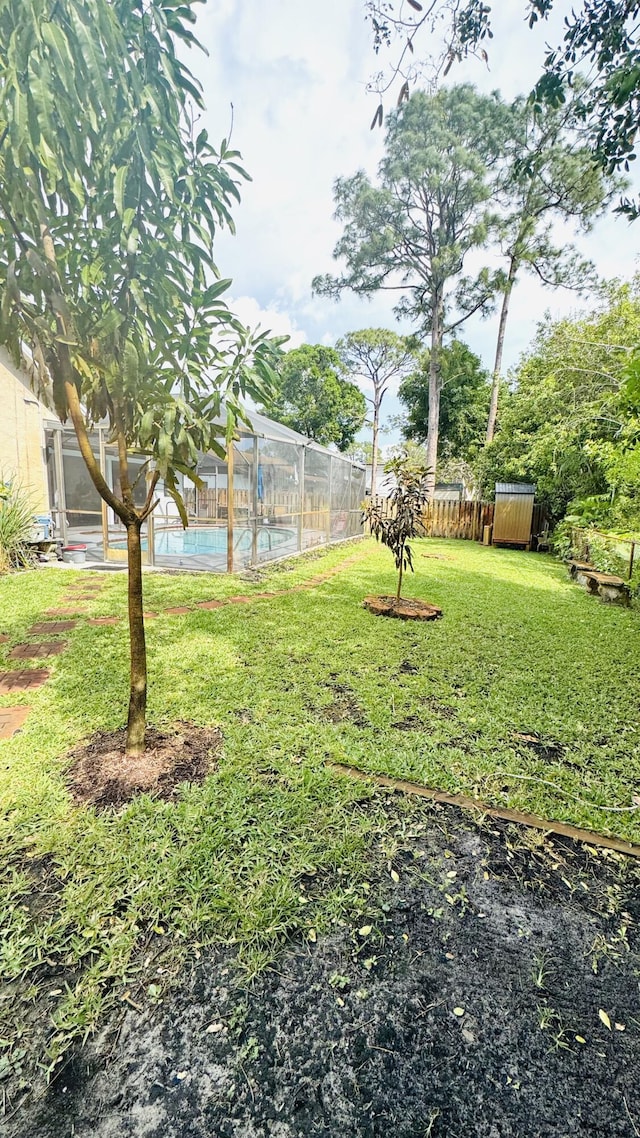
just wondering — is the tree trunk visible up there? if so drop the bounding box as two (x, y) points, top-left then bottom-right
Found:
(486, 255), (517, 445)
(425, 291), (444, 501)
(397, 554), (404, 601)
(126, 519), (147, 756)
(371, 401), (380, 502)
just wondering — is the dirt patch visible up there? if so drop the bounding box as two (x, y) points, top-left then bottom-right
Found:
(512, 731), (565, 761)
(364, 595), (443, 621)
(67, 723), (221, 809)
(321, 683), (369, 728)
(10, 805), (640, 1138)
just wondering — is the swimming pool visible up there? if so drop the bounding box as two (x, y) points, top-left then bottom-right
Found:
(155, 525), (293, 557)
(111, 525), (295, 559)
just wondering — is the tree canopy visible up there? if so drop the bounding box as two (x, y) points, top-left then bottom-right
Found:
(483, 92), (616, 442)
(265, 344), (367, 451)
(365, 0), (640, 216)
(398, 340), (491, 465)
(314, 85), (510, 495)
(476, 277), (640, 523)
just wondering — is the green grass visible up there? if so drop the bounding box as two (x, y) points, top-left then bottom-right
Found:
(1, 537), (640, 1077)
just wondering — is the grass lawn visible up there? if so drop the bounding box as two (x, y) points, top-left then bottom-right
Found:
(1, 536), (640, 1082)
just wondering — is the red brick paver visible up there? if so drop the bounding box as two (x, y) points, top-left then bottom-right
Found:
(45, 607), (86, 616)
(0, 634), (8, 644)
(29, 621), (77, 634)
(87, 617), (121, 626)
(0, 670), (50, 693)
(9, 642), (67, 659)
(197, 600), (224, 610)
(165, 606), (192, 615)
(0, 706), (32, 739)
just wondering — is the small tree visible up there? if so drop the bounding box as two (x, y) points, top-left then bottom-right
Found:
(0, 0), (281, 756)
(364, 455), (430, 601)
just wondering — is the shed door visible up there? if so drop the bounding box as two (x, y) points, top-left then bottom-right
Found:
(493, 495), (534, 545)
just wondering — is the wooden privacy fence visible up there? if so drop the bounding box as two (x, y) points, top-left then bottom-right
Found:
(371, 498), (494, 542)
(370, 498), (550, 546)
(426, 500), (494, 540)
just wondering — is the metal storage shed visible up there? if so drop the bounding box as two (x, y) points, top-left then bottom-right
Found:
(493, 483), (536, 549)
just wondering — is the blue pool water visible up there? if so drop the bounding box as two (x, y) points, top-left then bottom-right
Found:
(113, 525), (294, 558)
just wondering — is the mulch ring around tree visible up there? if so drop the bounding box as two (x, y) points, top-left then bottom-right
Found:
(67, 723), (221, 809)
(363, 595), (443, 620)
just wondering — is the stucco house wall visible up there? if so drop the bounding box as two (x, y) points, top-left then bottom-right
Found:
(0, 347), (49, 511)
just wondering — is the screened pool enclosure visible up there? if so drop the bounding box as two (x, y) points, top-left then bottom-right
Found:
(44, 410), (366, 572)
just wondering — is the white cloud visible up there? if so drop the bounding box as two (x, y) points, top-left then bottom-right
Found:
(229, 295), (306, 348)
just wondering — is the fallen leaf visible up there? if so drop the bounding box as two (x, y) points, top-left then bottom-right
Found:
(575, 1035), (586, 1044)
(358, 925), (372, 937)
(598, 1009), (611, 1030)
(308, 928), (317, 943)
(390, 869), (400, 883)
(206, 1022), (224, 1034)
(453, 1006), (465, 1017)
(615, 1022), (626, 1032)
(446, 871), (457, 880)
(176, 1070), (188, 1081)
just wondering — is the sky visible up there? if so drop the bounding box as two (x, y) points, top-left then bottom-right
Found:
(188, 1), (640, 448)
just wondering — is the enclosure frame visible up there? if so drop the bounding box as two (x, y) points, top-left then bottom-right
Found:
(42, 411), (366, 572)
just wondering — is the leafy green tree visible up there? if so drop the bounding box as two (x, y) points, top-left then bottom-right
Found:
(398, 339), (491, 464)
(0, 0), (280, 754)
(484, 95), (617, 443)
(476, 277), (640, 520)
(314, 86), (510, 498)
(265, 344), (366, 450)
(365, 1), (640, 216)
(336, 328), (414, 497)
(345, 440), (374, 465)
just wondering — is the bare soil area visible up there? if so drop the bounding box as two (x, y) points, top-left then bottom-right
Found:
(10, 801), (640, 1138)
(67, 724), (221, 808)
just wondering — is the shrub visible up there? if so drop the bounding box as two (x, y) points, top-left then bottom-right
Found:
(0, 478), (35, 573)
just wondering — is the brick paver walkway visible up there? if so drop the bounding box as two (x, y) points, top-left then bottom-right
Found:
(0, 670), (50, 694)
(9, 642), (67, 659)
(0, 706), (31, 739)
(0, 548), (366, 739)
(30, 621), (78, 634)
